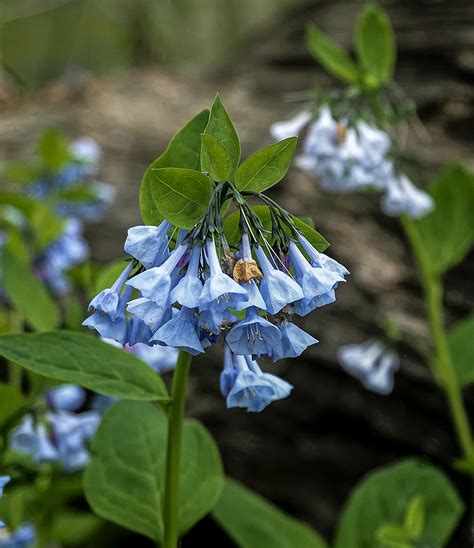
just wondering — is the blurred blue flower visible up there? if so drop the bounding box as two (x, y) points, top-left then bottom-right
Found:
(338, 339), (400, 395)
(10, 416), (38, 455)
(46, 384), (86, 412)
(0, 523), (36, 547)
(381, 174), (434, 219)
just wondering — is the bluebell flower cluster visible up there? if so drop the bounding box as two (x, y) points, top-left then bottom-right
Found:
(10, 385), (99, 472)
(270, 107), (433, 219)
(0, 523), (35, 547)
(28, 137), (115, 223)
(337, 339), (399, 395)
(84, 211), (348, 411)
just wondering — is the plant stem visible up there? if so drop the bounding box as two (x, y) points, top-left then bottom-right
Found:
(162, 351), (192, 548)
(402, 217), (474, 468)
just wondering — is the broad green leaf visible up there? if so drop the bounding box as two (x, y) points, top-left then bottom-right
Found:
(223, 206), (329, 252)
(151, 167), (214, 229)
(448, 315), (474, 387)
(306, 24), (360, 84)
(0, 332), (168, 401)
(201, 95), (240, 175)
(356, 5), (396, 87)
(235, 138), (297, 193)
(335, 459), (463, 548)
(140, 109), (209, 225)
(84, 401), (224, 542)
(1, 248), (60, 331)
(412, 165), (474, 274)
(201, 133), (232, 181)
(376, 525), (411, 547)
(0, 384), (25, 427)
(212, 478), (327, 548)
(37, 129), (71, 173)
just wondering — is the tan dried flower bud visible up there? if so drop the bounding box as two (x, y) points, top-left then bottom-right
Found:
(336, 122), (347, 144)
(233, 259), (263, 283)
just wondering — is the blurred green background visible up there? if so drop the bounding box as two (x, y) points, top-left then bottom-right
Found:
(1, 0), (293, 89)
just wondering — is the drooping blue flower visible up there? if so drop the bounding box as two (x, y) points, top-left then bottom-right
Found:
(271, 321), (319, 361)
(232, 233), (266, 311)
(83, 262), (135, 344)
(124, 221), (171, 268)
(0, 476), (10, 498)
(254, 245), (303, 314)
(226, 307), (283, 358)
(293, 290), (336, 316)
(46, 384), (86, 412)
(198, 305), (237, 336)
(10, 416), (38, 455)
(125, 297), (169, 333)
(126, 243), (189, 306)
(338, 339), (399, 395)
(199, 239), (247, 310)
(124, 315), (154, 346)
(170, 244), (203, 308)
(131, 343), (179, 374)
(151, 306), (205, 356)
(222, 350), (293, 412)
(269, 110), (312, 140)
(33, 424), (59, 464)
(289, 242), (345, 301)
(381, 174), (434, 219)
(297, 234), (349, 278)
(0, 523), (36, 546)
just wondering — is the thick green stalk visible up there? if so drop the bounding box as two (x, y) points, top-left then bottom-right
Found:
(402, 217), (474, 468)
(162, 351), (192, 548)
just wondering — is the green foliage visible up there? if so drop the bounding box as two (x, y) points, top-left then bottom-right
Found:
(223, 205), (329, 251)
(0, 332), (168, 401)
(201, 134), (233, 181)
(448, 315), (474, 387)
(51, 512), (103, 546)
(306, 24), (360, 84)
(356, 4), (396, 87)
(212, 478), (327, 548)
(235, 138), (297, 193)
(335, 459), (463, 548)
(0, 384), (25, 427)
(412, 165), (474, 275)
(1, 162), (42, 184)
(37, 129), (71, 173)
(201, 95), (240, 176)
(150, 167), (214, 229)
(1, 247), (60, 331)
(84, 401), (224, 542)
(140, 110), (209, 225)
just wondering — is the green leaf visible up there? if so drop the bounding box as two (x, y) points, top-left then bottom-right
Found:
(0, 384), (25, 427)
(150, 167), (214, 229)
(223, 206), (329, 252)
(404, 495), (425, 539)
(306, 24), (360, 84)
(448, 315), (474, 387)
(2, 162), (42, 184)
(235, 138), (297, 193)
(356, 4), (396, 87)
(37, 128), (71, 173)
(1, 247), (60, 331)
(335, 459), (463, 548)
(376, 525), (411, 548)
(212, 478), (327, 548)
(201, 134), (232, 181)
(413, 165), (474, 274)
(140, 110), (209, 225)
(0, 332), (168, 401)
(84, 401), (224, 542)
(201, 95), (240, 175)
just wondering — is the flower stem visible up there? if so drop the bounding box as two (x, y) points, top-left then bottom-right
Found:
(162, 350), (192, 548)
(402, 216), (474, 470)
